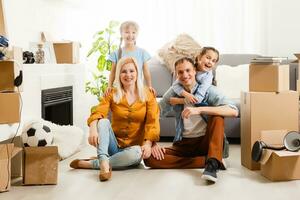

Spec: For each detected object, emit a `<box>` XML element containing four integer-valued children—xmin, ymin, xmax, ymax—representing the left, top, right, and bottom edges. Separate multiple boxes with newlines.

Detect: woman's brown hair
<box><xmin>195</xmin><ymin>47</ymin><xmax>220</xmax><ymax>86</ymax></box>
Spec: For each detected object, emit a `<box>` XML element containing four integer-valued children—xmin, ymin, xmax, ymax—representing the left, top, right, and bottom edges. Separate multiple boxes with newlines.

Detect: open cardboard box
<box><xmin>23</xmin><ymin>146</ymin><xmax>59</xmax><ymax>185</ymax></box>
<box><xmin>259</xmin><ymin>130</ymin><xmax>300</xmax><ymax>181</ymax></box>
<box><xmin>0</xmin><ymin>143</ymin><xmax>22</xmax><ymax>192</ymax></box>
<box><xmin>52</xmin><ymin>41</ymin><xmax>80</xmax><ymax>64</ymax></box>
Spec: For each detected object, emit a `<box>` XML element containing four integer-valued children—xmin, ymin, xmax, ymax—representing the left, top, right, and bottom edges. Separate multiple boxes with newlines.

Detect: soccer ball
<box><xmin>21</xmin><ymin>122</ymin><xmax>54</xmax><ymax>147</ymax></box>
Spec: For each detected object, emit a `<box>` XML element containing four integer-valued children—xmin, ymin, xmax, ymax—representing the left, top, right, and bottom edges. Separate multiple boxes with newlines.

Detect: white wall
<box><xmin>2</xmin><ymin>0</ymin><xmax>300</xmax><ymax>58</ymax></box>
<box><xmin>264</xmin><ymin>0</ymin><xmax>300</xmax><ymax>58</ymax></box>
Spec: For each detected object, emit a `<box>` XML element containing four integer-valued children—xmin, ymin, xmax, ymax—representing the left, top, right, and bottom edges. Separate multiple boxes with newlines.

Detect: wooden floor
<box><xmin>2</xmin><ymin>144</ymin><xmax>300</xmax><ymax>200</ymax></box>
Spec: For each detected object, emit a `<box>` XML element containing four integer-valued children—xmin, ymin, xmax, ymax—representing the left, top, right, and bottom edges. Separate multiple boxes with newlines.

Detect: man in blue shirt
<box><xmin>144</xmin><ymin>57</ymin><xmax>238</xmax><ymax>183</ymax></box>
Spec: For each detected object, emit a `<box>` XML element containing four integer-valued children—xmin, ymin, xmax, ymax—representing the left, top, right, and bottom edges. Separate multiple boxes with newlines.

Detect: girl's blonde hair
<box><xmin>113</xmin><ymin>56</ymin><xmax>147</xmax><ymax>104</ymax></box>
<box><xmin>118</xmin><ymin>21</ymin><xmax>139</xmax><ymax>59</ymax></box>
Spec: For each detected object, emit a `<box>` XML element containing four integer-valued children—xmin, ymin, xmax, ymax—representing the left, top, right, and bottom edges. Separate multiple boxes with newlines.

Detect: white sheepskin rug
<box><xmin>22</xmin><ymin>119</ymin><xmax>87</xmax><ymax>160</ymax></box>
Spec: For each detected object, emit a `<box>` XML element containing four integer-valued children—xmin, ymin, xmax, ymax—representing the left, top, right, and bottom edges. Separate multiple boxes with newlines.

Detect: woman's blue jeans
<box><xmin>91</xmin><ymin>119</ymin><xmax>142</xmax><ymax>169</ymax></box>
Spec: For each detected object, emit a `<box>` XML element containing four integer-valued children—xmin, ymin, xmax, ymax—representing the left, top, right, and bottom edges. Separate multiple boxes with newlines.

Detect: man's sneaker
<box><xmin>201</xmin><ymin>158</ymin><xmax>219</xmax><ymax>183</ymax></box>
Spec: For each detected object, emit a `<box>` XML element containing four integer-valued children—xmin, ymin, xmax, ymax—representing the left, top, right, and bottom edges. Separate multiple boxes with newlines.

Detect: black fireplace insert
<box><xmin>41</xmin><ymin>86</ymin><xmax>73</xmax><ymax>125</ymax></box>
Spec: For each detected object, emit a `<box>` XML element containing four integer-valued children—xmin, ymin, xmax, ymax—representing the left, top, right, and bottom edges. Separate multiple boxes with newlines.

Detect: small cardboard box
<box><xmin>0</xmin><ymin>60</ymin><xmax>14</xmax><ymax>92</ymax></box>
<box><xmin>53</xmin><ymin>41</ymin><xmax>80</xmax><ymax>64</ymax></box>
<box><xmin>23</xmin><ymin>146</ymin><xmax>59</xmax><ymax>185</ymax></box>
<box><xmin>249</xmin><ymin>64</ymin><xmax>289</xmax><ymax>92</ymax></box>
<box><xmin>0</xmin><ymin>143</ymin><xmax>22</xmax><ymax>192</ymax></box>
<box><xmin>0</xmin><ymin>92</ymin><xmax>20</xmax><ymax>124</ymax></box>
<box><xmin>259</xmin><ymin>130</ymin><xmax>300</xmax><ymax>181</ymax></box>
<box><xmin>240</xmin><ymin>91</ymin><xmax>299</xmax><ymax>170</ymax></box>
<box><xmin>0</xmin><ymin>58</ymin><xmax>22</xmax><ymax>92</ymax></box>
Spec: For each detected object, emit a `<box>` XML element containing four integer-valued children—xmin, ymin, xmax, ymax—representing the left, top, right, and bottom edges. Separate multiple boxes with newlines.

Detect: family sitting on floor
<box><xmin>70</xmin><ymin>21</ymin><xmax>238</xmax><ymax>184</ymax></box>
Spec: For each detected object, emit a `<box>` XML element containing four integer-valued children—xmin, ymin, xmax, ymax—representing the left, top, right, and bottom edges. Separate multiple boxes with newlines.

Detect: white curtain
<box><xmin>3</xmin><ymin>0</ymin><xmax>267</xmax><ymax>57</ymax></box>
<box><xmin>10</xmin><ymin>0</ymin><xmax>300</xmax><ymax>57</ymax></box>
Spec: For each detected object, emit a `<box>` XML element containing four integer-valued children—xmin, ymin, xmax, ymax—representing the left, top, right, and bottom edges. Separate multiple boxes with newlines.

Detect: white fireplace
<box><xmin>0</xmin><ymin>63</ymin><xmax>91</xmax><ymax>142</ymax></box>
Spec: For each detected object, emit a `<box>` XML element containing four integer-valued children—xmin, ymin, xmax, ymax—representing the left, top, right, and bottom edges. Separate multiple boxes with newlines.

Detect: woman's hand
<box><xmin>88</xmin><ymin>130</ymin><xmax>99</xmax><ymax>147</ymax></box>
<box><xmin>141</xmin><ymin>143</ymin><xmax>152</xmax><ymax>159</ymax></box>
<box><xmin>151</xmin><ymin>142</ymin><xmax>166</xmax><ymax>160</ymax></box>
<box><xmin>181</xmin><ymin>107</ymin><xmax>201</xmax><ymax>118</ymax></box>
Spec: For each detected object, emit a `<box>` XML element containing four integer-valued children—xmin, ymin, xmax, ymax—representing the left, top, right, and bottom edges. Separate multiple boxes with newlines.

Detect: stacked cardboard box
<box><xmin>0</xmin><ymin>60</ymin><xmax>21</xmax><ymax>124</ymax></box>
<box><xmin>1</xmin><ymin>56</ymin><xmax>59</xmax><ymax>188</ymax></box>
<box><xmin>241</xmin><ymin>63</ymin><xmax>299</xmax><ymax>171</ymax></box>
<box><xmin>0</xmin><ymin>59</ymin><xmax>22</xmax><ymax>192</ymax></box>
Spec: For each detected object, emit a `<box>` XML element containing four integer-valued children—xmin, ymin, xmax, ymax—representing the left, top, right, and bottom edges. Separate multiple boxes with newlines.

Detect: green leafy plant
<box><xmin>85</xmin><ymin>20</ymin><xmax>119</xmax><ymax>101</ymax></box>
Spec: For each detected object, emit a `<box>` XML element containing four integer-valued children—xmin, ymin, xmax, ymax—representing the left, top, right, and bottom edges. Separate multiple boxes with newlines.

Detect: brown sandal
<box><xmin>69</xmin><ymin>156</ymin><xmax>97</xmax><ymax>169</ymax></box>
<box><xmin>99</xmin><ymin>167</ymin><xmax>112</xmax><ymax>182</ymax></box>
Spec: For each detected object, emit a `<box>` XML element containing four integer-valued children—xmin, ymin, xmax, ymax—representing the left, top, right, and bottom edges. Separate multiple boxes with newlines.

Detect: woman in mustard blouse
<box><xmin>70</xmin><ymin>57</ymin><xmax>160</xmax><ymax>181</ymax></box>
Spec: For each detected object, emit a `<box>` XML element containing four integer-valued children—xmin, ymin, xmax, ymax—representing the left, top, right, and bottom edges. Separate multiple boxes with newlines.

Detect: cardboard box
<box><xmin>297</xmin><ymin>80</ymin><xmax>300</xmax><ymax>95</ymax></box>
<box><xmin>23</xmin><ymin>146</ymin><xmax>58</xmax><ymax>185</ymax></box>
<box><xmin>0</xmin><ymin>0</ymin><xmax>7</xmax><ymax>36</ymax></box>
<box><xmin>0</xmin><ymin>143</ymin><xmax>22</xmax><ymax>192</ymax></box>
<box><xmin>0</xmin><ymin>47</ymin><xmax>24</xmax><ymax>92</ymax></box>
<box><xmin>53</xmin><ymin>41</ymin><xmax>80</xmax><ymax>64</ymax></box>
<box><xmin>294</xmin><ymin>53</ymin><xmax>300</xmax><ymax>78</ymax></box>
<box><xmin>249</xmin><ymin>64</ymin><xmax>290</xmax><ymax>92</ymax></box>
<box><xmin>240</xmin><ymin>91</ymin><xmax>299</xmax><ymax>170</ymax></box>
<box><xmin>9</xmin><ymin>136</ymin><xmax>23</xmax><ymax>178</ymax></box>
<box><xmin>0</xmin><ymin>60</ymin><xmax>14</xmax><ymax>92</ymax></box>
<box><xmin>0</xmin><ymin>92</ymin><xmax>20</xmax><ymax>124</ymax></box>
<box><xmin>259</xmin><ymin>130</ymin><xmax>300</xmax><ymax>181</ymax></box>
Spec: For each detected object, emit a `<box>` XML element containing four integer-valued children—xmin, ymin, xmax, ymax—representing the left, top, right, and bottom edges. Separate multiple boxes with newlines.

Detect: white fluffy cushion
<box><xmin>215</xmin><ymin>64</ymin><xmax>249</xmax><ymax>99</ymax></box>
<box><xmin>158</xmin><ymin>34</ymin><xmax>202</xmax><ymax>73</ymax></box>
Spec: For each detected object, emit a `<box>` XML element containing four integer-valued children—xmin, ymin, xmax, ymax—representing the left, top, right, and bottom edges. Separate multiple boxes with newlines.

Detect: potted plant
<box><xmin>85</xmin><ymin>20</ymin><xmax>119</xmax><ymax>101</ymax></box>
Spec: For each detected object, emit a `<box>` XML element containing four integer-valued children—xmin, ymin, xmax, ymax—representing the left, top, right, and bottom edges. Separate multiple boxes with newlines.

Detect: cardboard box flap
<box><xmin>292</xmin><ymin>53</ymin><xmax>300</xmax><ymax>63</ymax></box>
<box><xmin>273</xmin><ymin>150</ymin><xmax>300</xmax><ymax>157</ymax></box>
<box><xmin>261</xmin><ymin>149</ymin><xmax>300</xmax><ymax>165</ymax></box>
<box><xmin>0</xmin><ymin>144</ymin><xmax>21</xmax><ymax>159</ymax></box>
<box><xmin>53</xmin><ymin>40</ymin><xmax>73</xmax><ymax>44</ymax></box>
<box><xmin>260</xmin><ymin>149</ymin><xmax>273</xmax><ymax>165</ymax></box>
<box><xmin>260</xmin><ymin>130</ymin><xmax>300</xmax><ymax>163</ymax></box>
<box><xmin>24</xmin><ymin>146</ymin><xmax>58</xmax><ymax>155</ymax></box>
<box><xmin>261</xmin><ymin>130</ymin><xmax>287</xmax><ymax>145</ymax></box>
<box><xmin>11</xmin><ymin>147</ymin><xmax>22</xmax><ymax>157</ymax></box>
